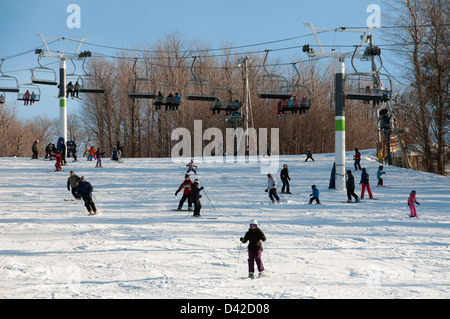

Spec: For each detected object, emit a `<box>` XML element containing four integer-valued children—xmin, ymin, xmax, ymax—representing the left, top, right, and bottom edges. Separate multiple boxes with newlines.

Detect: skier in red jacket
<box><xmin>175</xmin><ymin>174</ymin><xmax>194</xmax><ymax>210</ymax></box>
<box><xmin>54</xmin><ymin>150</ymin><xmax>62</xmax><ymax>171</ymax></box>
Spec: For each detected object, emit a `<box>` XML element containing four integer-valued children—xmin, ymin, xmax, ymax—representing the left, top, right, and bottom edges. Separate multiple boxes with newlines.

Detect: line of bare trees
<box><xmin>384</xmin><ymin>0</ymin><xmax>449</xmax><ymax>175</ymax></box>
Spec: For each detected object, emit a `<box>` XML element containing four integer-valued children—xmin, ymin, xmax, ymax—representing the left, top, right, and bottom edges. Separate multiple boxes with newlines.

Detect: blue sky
<box><xmin>0</xmin><ymin>0</ymin><xmax>388</xmax><ymax>120</ymax></box>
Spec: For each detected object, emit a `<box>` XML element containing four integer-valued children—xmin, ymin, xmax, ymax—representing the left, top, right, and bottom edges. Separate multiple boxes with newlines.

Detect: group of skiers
<box><xmin>175</xmin><ymin>161</ymin><xmax>203</xmax><ymax>217</ymax></box>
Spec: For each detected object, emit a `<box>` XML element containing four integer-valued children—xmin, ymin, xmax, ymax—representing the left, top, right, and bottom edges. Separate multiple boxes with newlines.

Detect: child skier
<box><xmin>265</xmin><ymin>174</ymin><xmax>280</xmax><ymax>204</ymax></box>
<box><xmin>360</xmin><ymin>168</ymin><xmax>373</xmax><ymax>199</ymax></box>
<box><xmin>240</xmin><ymin>219</ymin><xmax>266</xmax><ymax>279</ymax></box>
<box><xmin>305</xmin><ymin>149</ymin><xmax>314</xmax><ymax>162</ymax></box>
<box><xmin>186</xmin><ymin>160</ymin><xmax>197</xmax><ymax>174</ymax></box>
<box><xmin>95</xmin><ymin>148</ymin><xmax>105</xmax><ymax>168</ymax></box>
<box><xmin>408</xmin><ymin>190</ymin><xmax>420</xmax><ymax>218</ymax></box>
<box><xmin>309</xmin><ymin>185</ymin><xmax>320</xmax><ymax>204</ymax></box>
<box><xmin>175</xmin><ymin>174</ymin><xmax>194</xmax><ymax>211</ymax></box>
<box><xmin>377</xmin><ymin>165</ymin><xmax>385</xmax><ymax>186</ymax></box>
<box><xmin>54</xmin><ymin>150</ymin><xmax>62</xmax><ymax>171</ymax></box>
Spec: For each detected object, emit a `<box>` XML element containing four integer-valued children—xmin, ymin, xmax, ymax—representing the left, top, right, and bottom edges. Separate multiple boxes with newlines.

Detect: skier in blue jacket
<box><xmin>309</xmin><ymin>185</ymin><xmax>320</xmax><ymax>204</ymax></box>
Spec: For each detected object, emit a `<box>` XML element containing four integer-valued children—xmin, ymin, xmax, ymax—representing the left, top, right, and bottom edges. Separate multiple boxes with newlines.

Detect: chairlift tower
<box><xmin>303</xmin><ymin>23</ymin><xmax>374</xmax><ymax>192</ymax></box>
<box><xmin>35</xmin><ymin>34</ymin><xmax>88</xmax><ymax>155</ymax></box>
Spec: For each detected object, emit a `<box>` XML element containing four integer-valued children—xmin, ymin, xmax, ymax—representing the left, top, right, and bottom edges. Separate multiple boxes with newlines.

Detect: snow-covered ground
<box><xmin>0</xmin><ymin>150</ymin><xmax>449</xmax><ymax>299</ymax></box>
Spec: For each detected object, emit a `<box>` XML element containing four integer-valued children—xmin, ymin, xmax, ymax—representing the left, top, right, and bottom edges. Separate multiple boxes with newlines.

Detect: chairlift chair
<box><xmin>75</xmin><ymin>58</ymin><xmax>105</xmax><ymax>94</ymax></box>
<box><xmin>344</xmin><ymin>72</ymin><xmax>392</xmax><ymax>102</ymax></box>
<box><xmin>184</xmin><ymin>56</ymin><xmax>216</xmax><ymax>102</ymax></box>
<box><xmin>0</xmin><ymin>60</ymin><xmax>19</xmax><ymax>93</ymax></box>
<box><xmin>128</xmin><ymin>77</ymin><xmax>156</xmax><ymax>99</ymax></box>
<box><xmin>127</xmin><ymin>59</ymin><xmax>156</xmax><ymax>99</ymax></box>
<box><xmin>211</xmin><ymin>86</ymin><xmax>241</xmax><ymax>115</ymax></box>
<box><xmin>31</xmin><ymin>56</ymin><xmax>58</xmax><ymax>85</ymax></box>
<box><xmin>256</xmin><ymin>50</ymin><xmax>292</xmax><ymax>100</ymax></box>
<box><xmin>17</xmin><ymin>83</ymin><xmax>41</xmax><ymax>103</ymax></box>
<box><xmin>277</xmin><ymin>63</ymin><xmax>311</xmax><ymax>115</ymax></box>
<box><xmin>77</xmin><ymin>74</ymin><xmax>105</xmax><ymax>94</ymax></box>
<box><xmin>0</xmin><ymin>75</ymin><xmax>19</xmax><ymax>93</ymax></box>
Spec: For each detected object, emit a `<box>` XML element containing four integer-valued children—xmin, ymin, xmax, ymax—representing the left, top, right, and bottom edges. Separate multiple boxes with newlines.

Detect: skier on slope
<box><xmin>175</xmin><ymin>174</ymin><xmax>194</xmax><ymax>211</ymax></box>
<box><xmin>189</xmin><ymin>179</ymin><xmax>203</xmax><ymax>217</ymax></box>
<box><xmin>280</xmin><ymin>164</ymin><xmax>291</xmax><ymax>194</ymax></box>
<box><xmin>346</xmin><ymin>170</ymin><xmax>359</xmax><ymax>203</ymax></box>
<box><xmin>305</xmin><ymin>148</ymin><xmax>314</xmax><ymax>162</ymax></box>
<box><xmin>186</xmin><ymin>160</ymin><xmax>197</xmax><ymax>174</ymax></box>
<box><xmin>353</xmin><ymin>147</ymin><xmax>361</xmax><ymax>171</ymax></box>
<box><xmin>309</xmin><ymin>185</ymin><xmax>320</xmax><ymax>204</ymax></box>
<box><xmin>240</xmin><ymin>219</ymin><xmax>266</xmax><ymax>279</ymax></box>
<box><xmin>67</xmin><ymin>170</ymin><xmax>81</xmax><ymax>200</ymax></box>
<box><xmin>408</xmin><ymin>190</ymin><xmax>420</xmax><ymax>218</ymax></box>
<box><xmin>54</xmin><ymin>150</ymin><xmax>62</xmax><ymax>171</ymax></box>
<box><xmin>77</xmin><ymin>176</ymin><xmax>98</xmax><ymax>216</ymax></box>
<box><xmin>359</xmin><ymin>168</ymin><xmax>373</xmax><ymax>199</ymax></box>
<box><xmin>265</xmin><ymin>174</ymin><xmax>280</xmax><ymax>204</ymax></box>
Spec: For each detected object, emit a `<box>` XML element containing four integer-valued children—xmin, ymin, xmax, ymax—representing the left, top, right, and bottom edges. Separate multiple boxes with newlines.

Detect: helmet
<box><xmin>194</xmin><ymin>179</ymin><xmax>199</xmax><ymax>184</ymax></box>
<box><xmin>185</xmin><ymin>174</ymin><xmax>190</xmax><ymax>178</ymax></box>
<box><xmin>249</xmin><ymin>219</ymin><xmax>257</xmax><ymax>226</ymax></box>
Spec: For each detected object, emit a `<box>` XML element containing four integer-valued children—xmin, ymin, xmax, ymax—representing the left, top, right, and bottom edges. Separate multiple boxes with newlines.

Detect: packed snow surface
<box><xmin>0</xmin><ymin>150</ymin><xmax>449</xmax><ymax>299</ymax></box>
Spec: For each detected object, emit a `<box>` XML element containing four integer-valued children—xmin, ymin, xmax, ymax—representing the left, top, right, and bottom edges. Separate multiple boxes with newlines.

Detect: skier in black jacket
<box><xmin>346</xmin><ymin>170</ymin><xmax>359</xmax><ymax>203</ymax></box>
<box><xmin>280</xmin><ymin>164</ymin><xmax>291</xmax><ymax>194</ymax></box>
<box><xmin>190</xmin><ymin>179</ymin><xmax>203</xmax><ymax>217</ymax></box>
<box><xmin>240</xmin><ymin>219</ymin><xmax>266</xmax><ymax>279</ymax></box>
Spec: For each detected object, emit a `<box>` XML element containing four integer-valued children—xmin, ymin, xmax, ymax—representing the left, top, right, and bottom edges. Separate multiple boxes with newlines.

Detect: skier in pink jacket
<box><xmin>408</xmin><ymin>190</ymin><xmax>420</xmax><ymax>218</ymax></box>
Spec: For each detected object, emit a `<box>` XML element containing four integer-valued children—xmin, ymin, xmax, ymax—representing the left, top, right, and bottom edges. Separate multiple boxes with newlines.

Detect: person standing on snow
<box><xmin>54</xmin><ymin>150</ymin><xmax>62</xmax><ymax>171</ymax></box>
<box><xmin>309</xmin><ymin>185</ymin><xmax>320</xmax><ymax>204</ymax></box>
<box><xmin>175</xmin><ymin>174</ymin><xmax>194</xmax><ymax>211</ymax></box>
<box><xmin>31</xmin><ymin>139</ymin><xmax>39</xmax><ymax>159</ymax></box>
<box><xmin>67</xmin><ymin>170</ymin><xmax>81</xmax><ymax>200</ymax></box>
<box><xmin>240</xmin><ymin>219</ymin><xmax>266</xmax><ymax>279</ymax></box>
<box><xmin>346</xmin><ymin>170</ymin><xmax>359</xmax><ymax>203</ymax></box>
<box><xmin>77</xmin><ymin>176</ymin><xmax>98</xmax><ymax>216</ymax></box>
<box><xmin>305</xmin><ymin>149</ymin><xmax>314</xmax><ymax>162</ymax></box>
<box><xmin>377</xmin><ymin>165</ymin><xmax>385</xmax><ymax>187</ymax></box>
<box><xmin>360</xmin><ymin>168</ymin><xmax>373</xmax><ymax>199</ymax></box>
<box><xmin>265</xmin><ymin>174</ymin><xmax>280</xmax><ymax>204</ymax></box>
<box><xmin>408</xmin><ymin>190</ymin><xmax>420</xmax><ymax>218</ymax></box>
<box><xmin>95</xmin><ymin>148</ymin><xmax>105</xmax><ymax>168</ymax></box>
<box><xmin>280</xmin><ymin>164</ymin><xmax>291</xmax><ymax>194</ymax></box>
<box><xmin>353</xmin><ymin>147</ymin><xmax>361</xmax><ymax>171</ymax></box>
<box><xmin>189</xmin><ymin>179</ymin><xmax>203</xmax><ymax>217</ymax></box>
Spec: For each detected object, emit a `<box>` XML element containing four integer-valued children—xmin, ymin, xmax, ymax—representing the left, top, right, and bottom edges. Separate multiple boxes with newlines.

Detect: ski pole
<box><xmin>202</xmin><ymin>189</ymin><xmax>216</xmax><ymax>210</ymax></box>
<box><xmin>278</xmin><ymin>191</ymin><xmax>287</xmax><ymax>203</ymax></box>
<box><xmin>235</xmin><ymin>242</ymin><xmax>242</xmax><ymax>273</ymax></box>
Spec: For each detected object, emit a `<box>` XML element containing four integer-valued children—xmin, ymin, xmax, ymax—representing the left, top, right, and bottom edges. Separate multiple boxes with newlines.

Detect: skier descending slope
<box><xmin>240</xmin><ymin>219</ymin><xmax>266</xmax><ymax>279</ymax></box>
<box><xmin>175</xmin><ymin>174</ymin><xmax>193</xmax><ymax>211</ymax></box>
<box><xmin>189</xmin><ymin>179</ymin><xmax>203</xmax><ymax>217</ymax></box>
<box><xmin>77</xmin><ymin>176</ymin><xmax>98</xmax><ymax>216</ymax></box>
